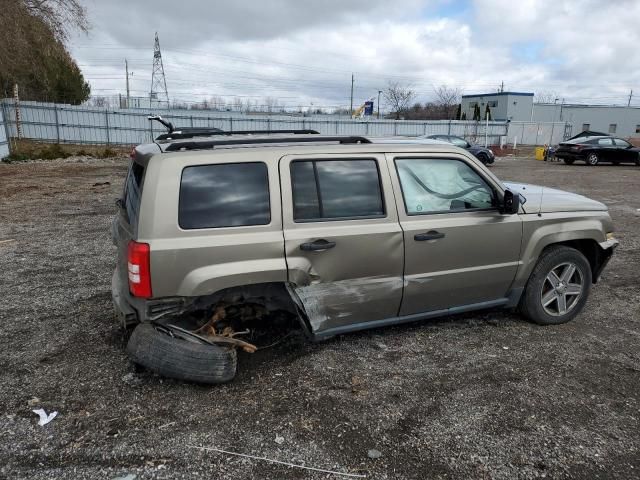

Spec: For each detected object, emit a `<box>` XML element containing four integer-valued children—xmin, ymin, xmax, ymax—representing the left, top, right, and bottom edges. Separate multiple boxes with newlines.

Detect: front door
<box><xmin>280</xmin><ymin>154</ymin><xmax>404</xmax><ymax>336</ymax></box>
<box><xmin>387</xmin><ymin>154</ymin><xmax>523</xmax><ymax>315</ymax></box>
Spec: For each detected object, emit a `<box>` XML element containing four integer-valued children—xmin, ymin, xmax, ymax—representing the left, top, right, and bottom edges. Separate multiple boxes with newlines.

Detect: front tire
<box><xmin>586</xmin><ymin>153</ymin><xmax>599</xmax><ymax>166</ymax></box>
<box><xmin>477</xmin><ymin>153</ymin><xmax>489</xmax><ymax>165</ymax></box>
<box><xmin>520</xmin><ymin>246</ymin><xmax>592</xmax><ymax>325</ymax></box>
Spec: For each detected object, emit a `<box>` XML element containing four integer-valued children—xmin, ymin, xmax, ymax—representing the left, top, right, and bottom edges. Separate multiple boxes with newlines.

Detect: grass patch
<box><xmin>3</xmin><ymin>139</ymin><xmax>131</xmax><ymax>162</ymax></box>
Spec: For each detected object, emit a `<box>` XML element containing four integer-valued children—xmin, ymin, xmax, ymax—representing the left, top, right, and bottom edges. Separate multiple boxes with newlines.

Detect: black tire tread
<box><xmin>520</xmin><ymin>246</ymin><xmax>592</xmax><ymax>326</ymax></box>
<box><xmin>127</xmin><ymin>322</ymin><xmax>237</xmax><ymax>384</ymax></box>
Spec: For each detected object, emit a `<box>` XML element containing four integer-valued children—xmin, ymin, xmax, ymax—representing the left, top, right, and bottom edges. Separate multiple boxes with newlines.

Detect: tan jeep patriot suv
<box><xmin>112</xmin><ymin>128</ymin><xmax>618</xmax><ymax>383</ymax></box>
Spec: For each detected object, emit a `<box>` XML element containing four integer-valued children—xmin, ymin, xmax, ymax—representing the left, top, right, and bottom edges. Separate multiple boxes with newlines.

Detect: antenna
<box><xmin>150</xmin><ymin>32</ymin><xmax>169</xmax><ymax>109</ymax></box>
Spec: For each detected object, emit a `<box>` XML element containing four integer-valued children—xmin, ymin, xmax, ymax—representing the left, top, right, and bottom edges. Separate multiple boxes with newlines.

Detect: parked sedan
<box><xmin>426</xmin><ymin>135</ymin><xmax>495</xmax><ymax>165</ymax></box>
<box><xmin>554</xmin><ymin>136</ymin><xmax>640</xmax><ymax>166</ymax></box>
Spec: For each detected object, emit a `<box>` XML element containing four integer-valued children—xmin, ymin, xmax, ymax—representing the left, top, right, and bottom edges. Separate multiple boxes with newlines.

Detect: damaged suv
<box><xmin>112</xmin><ymin>129</ymin><xmax>618</xmax><ymax>383</ymax></box>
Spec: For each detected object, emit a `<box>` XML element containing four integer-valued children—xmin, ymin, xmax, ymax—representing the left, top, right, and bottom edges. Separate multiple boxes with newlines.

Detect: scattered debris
<box><xmin>122</xmin><ymin>372</ymin><xmax>143</xmax><ymax>386</ymax></box>
<box><xmin>275</xmin><ymin>435</ymin><xmax>285</xmax><ymax>445</ymax></box>
<box><xmin>158</xmin><ymin>421</ymin><xmax>176</xmax><ymax>430</ymax></box>
<box><xmin>112</xmin><ymin>474</ymin><xmax>136</xmax><ymax>480</ymax></box>
<box><xmin>92</xmin><ymin>181</ymin><xmax>111</xmax><ymax>187</ymax></box>
<box><xmin>27</xmin><ymin>397</ymin><xmax>40</xmax><ymax>407</ymax></box>
<box><xmin>189</xmin><ymin>445</ymin><xmax>366</xmax><ymax>478</ymax></box>
<box><xmin>33</xmin><ymin>408</ymin><xmax>58</xmax><ymax>426</ymax></box>
<box><xmin>503</xmin><ymin>346</ymin><xmax>510</xmax><ymax>350</ymax></box>
<box><xmin>0</xmin><ymin>239</ymin><xmax>16</xmax><ymax>246</ymax></box>
<box><xmin>367</xmin><ymin>449</ymin><xmax>382</xmax><ymax>459</ymax></box>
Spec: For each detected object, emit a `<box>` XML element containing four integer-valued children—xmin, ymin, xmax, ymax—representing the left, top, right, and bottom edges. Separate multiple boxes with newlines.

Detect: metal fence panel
<box><xmin>0</xmin><ymin>105</ymin><xmax>9</xmax><ymax>159</ymax></box>
<box><xmin>1</xmin><ymin>99</ymin><xmax>568</xmax><ymax>148</ymax></box>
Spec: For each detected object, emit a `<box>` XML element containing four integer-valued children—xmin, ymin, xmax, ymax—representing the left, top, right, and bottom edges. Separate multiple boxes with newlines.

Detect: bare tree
<box><xmin>22</xmin><ymin>0</ymin><xmax>89</xmax><ymax>42</ymax></box>
<box><xmin>534</xmin><ymin>91</ymin><xmax>558</xmax><ymax>104</ymax></box>
<box><xmin>383</xmin><ymin>81</ymin><xmax>415</xmax><ymax>120</ymax></box>
<box><xmin>434</xmin><ymin>85</ymin><xmax>463</xmax><ymax>119</ymax></box>
<box><xmin>263</xmin><ymin>96</ymin><xmax>281</xmax><ymax>113</ymax></box>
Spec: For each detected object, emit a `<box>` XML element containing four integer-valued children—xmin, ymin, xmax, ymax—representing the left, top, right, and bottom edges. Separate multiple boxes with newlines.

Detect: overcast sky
<box><xmin>70</xmin><ymin>0</ymin><xmax>640</xmax><ymax>110</ymax></box>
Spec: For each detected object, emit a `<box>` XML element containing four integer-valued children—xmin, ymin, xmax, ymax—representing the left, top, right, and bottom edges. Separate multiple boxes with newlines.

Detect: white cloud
<box><xmin>71</xmin><ymin>0</ymin><xmax>640</xmax><ymax>109</ymax></box>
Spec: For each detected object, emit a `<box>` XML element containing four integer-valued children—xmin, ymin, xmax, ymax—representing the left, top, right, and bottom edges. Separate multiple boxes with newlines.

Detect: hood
<box><xmin>503</xmin><ymin>182</ymin><xmax>607</xmax><ymax>214</ymax></box>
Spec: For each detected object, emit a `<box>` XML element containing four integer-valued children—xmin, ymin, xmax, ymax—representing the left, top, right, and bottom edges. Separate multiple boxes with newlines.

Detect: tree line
<box><xmin>0</xmin><ymin>0</ymin><xmax>90</xmax><ymax>104</ymax></box>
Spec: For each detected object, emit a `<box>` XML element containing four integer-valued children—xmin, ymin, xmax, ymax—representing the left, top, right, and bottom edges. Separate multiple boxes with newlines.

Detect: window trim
<box><xmin>290</xmin><ymin>158</ymin><xmax>387</xmax><ymax>223</ymax></box>
<box><xmin>393</xmin><ymin>157</ymin><xmax>499</xmax><ymax>217</ymax></box>
<box><xmin>178</xmin><ymin>161</ymin><xmax>271</xmax><ymax>230</ymax></box>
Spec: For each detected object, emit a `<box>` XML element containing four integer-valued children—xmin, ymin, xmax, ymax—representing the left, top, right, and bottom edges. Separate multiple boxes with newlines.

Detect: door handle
<box><xmin>300</xmin><ymin>239</ymin><xmax>336</xmax><ymax>251</ymax></box>
<box><xmin>414</xmin><ymin>231</ymin><xmax>445</xmax><ymax>241</ymax></box>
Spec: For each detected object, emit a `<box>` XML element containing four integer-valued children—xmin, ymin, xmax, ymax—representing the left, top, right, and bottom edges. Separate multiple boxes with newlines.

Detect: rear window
<box><xmin>124</xmin><ymin>161</ymin><xmax>145</xmax><ymax>225</ymax></box>
<box><xmin>179</xmin><ymin>162</ymin><xmax>270</xmax><ymax>229</ymax></box>
<box><xmin>291</xmin><ymin>159</ymin><xmax>385</xmax><ymax>221</ymax></box>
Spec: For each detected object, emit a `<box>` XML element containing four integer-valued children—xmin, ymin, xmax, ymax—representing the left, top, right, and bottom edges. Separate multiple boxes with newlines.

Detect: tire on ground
<box><xmin>126</xmin><ymin>322</ymin><xmax>237</xmax><ymax>384</ymax></box>
<box><xmin>519</xmin><ymin>245</ymin><xmax>592</xmax><ymax>326</ymax></box>
<box><xmin>563</xmin><ymin>158</ymin><xmax>575</xmax><ymax>165</ymax></box>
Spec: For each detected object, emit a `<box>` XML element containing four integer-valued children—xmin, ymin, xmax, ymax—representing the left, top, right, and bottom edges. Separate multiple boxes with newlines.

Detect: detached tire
<box><xmin>519</xmin><ymin>246</ymin><xmax>592</xmax><ymax>326</ymax></box>
<box><xmin>127</xmin><ymin>322</ymin><xmax>237</xmax><ymax>384</ymax></box>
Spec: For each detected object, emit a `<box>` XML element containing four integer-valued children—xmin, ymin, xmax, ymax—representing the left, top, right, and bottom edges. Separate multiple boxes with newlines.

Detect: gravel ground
<box><xmin>0</xmin><ymin>155</ymin><xmax>638</xmax><ymax>479</ymax></box>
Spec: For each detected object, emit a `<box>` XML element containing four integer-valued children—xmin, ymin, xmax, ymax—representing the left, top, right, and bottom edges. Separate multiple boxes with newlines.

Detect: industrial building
<box><xmin>462</xmin><ymin>91</ymin><xmax>640</xmax><ymax>139</ymax></box>
<box><xmin>461</xmin><ymin>92</ymin><xmax>535</xmax><ymax>122</ymax></box>
<box><xmin>531</xmin><ymin>103</ymin><xmax>640</xmax><ymax>138</ymax></box>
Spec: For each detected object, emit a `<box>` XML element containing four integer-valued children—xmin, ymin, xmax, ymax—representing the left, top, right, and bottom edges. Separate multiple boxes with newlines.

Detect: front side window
<box><xmin>291</xmin><ymin>159</ymin><xmax>384</xmax><ymax>221</ymax></box>
<box><xmin>395</xmin><ymin>158</ymin><xmax>495</xmax><ymax>215</ymax></box>
<box><xmin>614</xmin><ymin>138</ymin><xmax>631</xmax><ymax>148</ymax></box>
<box><xmin>179</xmin><ymin>162</ymin><xmax>270</xmax><ymax>229</ymax></box>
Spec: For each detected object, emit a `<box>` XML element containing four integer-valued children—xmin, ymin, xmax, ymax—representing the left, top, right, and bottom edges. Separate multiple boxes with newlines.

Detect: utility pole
<box><xmin>499</xmin><ymin>81</ymin><xmax>504</xmax><ymax>93</ymax></box>
<box><xmin>150</xmin><ymin>32</ymin><xmax>169</xmax><ymax>109</ymax></box>
<box><xmin>350</xmin><ymin>74</ymin><xmax>354</xmax><ymax>117</ymax></box>
<box><xmin>125</xmin><ymin>59</ymin><xmax>131</xmax><ymax>109</ymax></box>
<box><xmin>377</xmin><ymin>90</ymin><xmax>382</xmax><ymax>118</ymax></box>
<box><xmin>13</xmin><ymin>83</ymin><xmax>22</xmax><ymax>139</ymax></box>
<box><xmin>628</xmin><ymin>89</ymin><xmax>633</xmax><ymax>107</ymax></box>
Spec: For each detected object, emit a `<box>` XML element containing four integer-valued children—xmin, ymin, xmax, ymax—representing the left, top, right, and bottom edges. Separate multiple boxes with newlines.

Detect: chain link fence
<box><xmin>0</xmin><ymin>99</ymin><xmax>570</xmax><ymax>154</ymax></box>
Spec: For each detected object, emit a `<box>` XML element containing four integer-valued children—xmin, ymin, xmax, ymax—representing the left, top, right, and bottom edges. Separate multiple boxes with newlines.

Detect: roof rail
<box><xmin>164</xmin><ymin>135</ymin><xmax>371</xmax><ymax>152</ymax></box>
<box><xmin>156</xmin><ymin>128</ymin><xmax>320</xmax><ymax>141</ymax></box>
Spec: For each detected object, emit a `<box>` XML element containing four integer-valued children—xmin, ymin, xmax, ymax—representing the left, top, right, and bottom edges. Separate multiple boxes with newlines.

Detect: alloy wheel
<box><xmin>540</xmin><ymin>262</ymin><xmax>584</xmax><ymax>316</ymax></box>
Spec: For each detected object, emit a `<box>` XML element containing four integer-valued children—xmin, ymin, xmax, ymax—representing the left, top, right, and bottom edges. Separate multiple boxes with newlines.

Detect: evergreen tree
<box><xmin>0</xmin><ymin>0</ymin><xmax>90</xmax><ymax>104</ymax></box>
<box><xmin>473</xmin><ymin>104</ymin><xmax>481</xmax><ymax>121</ymax></box>
<box><xmin>484</xmin><ymin>104</ymin><xmax>492</xmax><ymax>121</ymax></box>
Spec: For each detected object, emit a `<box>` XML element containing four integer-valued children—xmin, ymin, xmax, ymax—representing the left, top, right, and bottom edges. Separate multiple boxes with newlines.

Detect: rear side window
<box><xmin>179</xmin><ymin>162</ymin><xmax>270</xmax><ymax>229</ymax></box>
<box><xmin>597</xmin><ymin>138</ymin><xmax>613</xmax><ymax>146</ymax></box>
<box><xmin>124</xmin><ymin>161</ymin><xmax>145</xmax><ymax>225</ymax></box>
<box><xmin>291</xmin><ymin>159</ymin><xmax>384</xmax><ymax>221</ymax></box>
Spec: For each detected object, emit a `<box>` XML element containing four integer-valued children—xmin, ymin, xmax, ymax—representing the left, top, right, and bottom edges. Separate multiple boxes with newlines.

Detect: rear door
<box><xmin>280</xmin><ymin>153</ymin><xmax>404</xmax><ymax>336</ymax></box>
<box><xmin>595</xmin><ymin>137</ymin><xmax>616</xmax><ymax>161</ymax></box>
<box><xmin>387</xmin><ymin>153</ymin><xmax>522</xmax><ymax>315</ymax></box>
<box><xmin>113</xmin><ymin>159</ymin><xmax>145</xmax><ymax>294</ymax></box>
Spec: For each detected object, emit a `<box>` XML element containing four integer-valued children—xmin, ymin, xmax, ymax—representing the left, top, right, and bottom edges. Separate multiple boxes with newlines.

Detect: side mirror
<box><xmin>502</xmin><ymin>189</ymin><xmax>520</xmax><ymax>214</ymax></box>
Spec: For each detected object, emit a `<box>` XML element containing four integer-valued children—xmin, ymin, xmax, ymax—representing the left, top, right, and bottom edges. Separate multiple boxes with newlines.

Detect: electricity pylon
<box><xmin>150</xmin><ymin>32</ymin><xmax>169</xmax><ymax>108</ymax></box>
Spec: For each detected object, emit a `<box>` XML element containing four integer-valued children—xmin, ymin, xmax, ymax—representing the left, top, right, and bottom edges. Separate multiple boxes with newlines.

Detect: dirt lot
<box><xmin>0</xmin><ymin>155</ymin><xmax>638</xmax><ymax>479</ymax></box>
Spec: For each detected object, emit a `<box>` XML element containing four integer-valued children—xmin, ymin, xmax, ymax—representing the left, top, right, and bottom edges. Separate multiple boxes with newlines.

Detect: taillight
<box><xmin>572</xmin><ymin>144</ymin><xmax>585</xmax><ymax>151</ymax></box>
<box><xmin>130</xmin><ymin>147</ymin><xmax>137</xmax><ymax>161</ymax></box>
<box><xmin>127</xmin><ymin>241</ymin><xmax>152</xmax><ymax>298</ymax></box>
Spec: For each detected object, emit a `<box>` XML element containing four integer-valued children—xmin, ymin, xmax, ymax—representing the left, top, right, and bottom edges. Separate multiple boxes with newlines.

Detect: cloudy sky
<box><xmin>70</xmin><ymin>0</ymin><xmax>640</xmax><ymax>110</ymax></box>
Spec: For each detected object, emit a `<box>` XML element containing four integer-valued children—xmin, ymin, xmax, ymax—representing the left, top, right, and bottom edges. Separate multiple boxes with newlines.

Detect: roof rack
<box><xmin>164</xmin><ymin>135</ymin><xmax>371</xmax><ymax>152</ymax></box>
<box><xmin>156</xmin><ymin>128</ymin><xmax>320</xmax><ymax>141</ymax></box>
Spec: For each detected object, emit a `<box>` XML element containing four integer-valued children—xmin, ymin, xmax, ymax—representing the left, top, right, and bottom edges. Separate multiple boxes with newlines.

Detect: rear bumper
<box><xmin>554</xmin><ymin>151</ymin><xmax>584</xmax><ymax>160</ymax></box>
<box><xmin>112</xmin><ymin>269</ymin><xmax>141</xmax><ymax>328</ymax></box>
